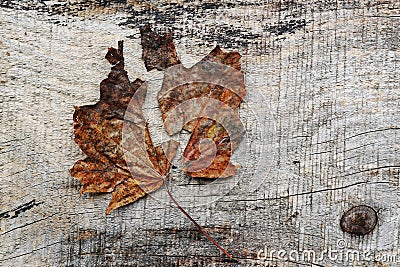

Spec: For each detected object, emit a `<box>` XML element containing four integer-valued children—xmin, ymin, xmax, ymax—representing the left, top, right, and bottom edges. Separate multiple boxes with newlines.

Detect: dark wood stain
<box><xmin>0</xmin><ymin>199</ymin><xmax>42</xmax><ymax>219</ymax></box>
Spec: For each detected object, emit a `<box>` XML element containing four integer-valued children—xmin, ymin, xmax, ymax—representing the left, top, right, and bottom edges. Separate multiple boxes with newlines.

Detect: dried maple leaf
<box><xmin>70</xmin><ymin>41</ymin><xmax>178</xmax><ymax>214</ymax></box>
<box><xmin>140</xmin><ymin>24</ymin><xmax>181</xmax><ymax>71</ymax></box>
<box><xmin>157</xmin><ymin>46</ymin><xmax>246</xmax><ymax>178</ymax></box>
<box><xmin>71</xmin><ymin>39</ymin><xmax>234</xmax><ymax>259</ymax></box>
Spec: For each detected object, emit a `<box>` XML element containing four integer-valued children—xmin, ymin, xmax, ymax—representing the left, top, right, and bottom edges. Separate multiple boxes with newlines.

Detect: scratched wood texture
<box><xmin>1</xmin><ymin>0</ymin><xmax>399</xmax><ymax>266</ymax></box>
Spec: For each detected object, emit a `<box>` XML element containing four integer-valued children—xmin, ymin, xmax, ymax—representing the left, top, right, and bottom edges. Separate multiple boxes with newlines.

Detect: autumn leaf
<box><xmin>157</xmin><ymin>46</ymin><xmax>246</xmax><ymax>178</ymax></box>
<box><xmin>70</xmin><ymin>41</ymin><xmax>178</xmax><ymax>214</ymax></box>
<box><xmin>71</xmin><ymin>37</ymin><xmax>238</xmax><ymax>259</ymax></box>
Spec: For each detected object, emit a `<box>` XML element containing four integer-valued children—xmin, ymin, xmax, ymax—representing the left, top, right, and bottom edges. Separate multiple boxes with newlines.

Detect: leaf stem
<box><xmin>163</xmin><ymin>176</ymin><xmax>233</xmax><ymax>259</ymax></box>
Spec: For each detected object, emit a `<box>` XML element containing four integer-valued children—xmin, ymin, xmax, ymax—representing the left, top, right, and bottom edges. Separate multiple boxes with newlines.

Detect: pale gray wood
<box><xmin>0</xmin><ymin>1</ymin><xmax>399</xmax><ymax>266</ymax></box>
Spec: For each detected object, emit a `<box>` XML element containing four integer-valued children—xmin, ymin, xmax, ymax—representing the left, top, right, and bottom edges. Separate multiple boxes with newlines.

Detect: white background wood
<box><xmin>0</xmin><ymin>1</ymin><xmax>399</xmax><ymax>266</ymax></box>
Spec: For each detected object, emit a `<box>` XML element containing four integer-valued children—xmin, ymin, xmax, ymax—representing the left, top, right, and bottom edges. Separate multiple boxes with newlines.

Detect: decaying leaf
<box><xmin>157</xmin><ymin>46</ymin><xmax>246</xmax><ymax>178</ymax></box>
<box><xmin>71</xmin><ymin>36</ymin><xmax>240</xmax><ymax>259</ymax></box>
<box><xmin>140</xmin><ymin>24</ymin><xmax>181</xmax><ymax>71</ymax></box>
<box><xmin>70</xmin><ymin>41</ymin><xmax>178</xmax><ymax>214</ymax></box>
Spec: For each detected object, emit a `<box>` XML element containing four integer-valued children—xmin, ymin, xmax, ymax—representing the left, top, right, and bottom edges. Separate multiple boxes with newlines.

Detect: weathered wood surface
<box><xmin>0</xmin><ymin>1</ymin><xmax>399</xmax><ymax>266</ymax></box>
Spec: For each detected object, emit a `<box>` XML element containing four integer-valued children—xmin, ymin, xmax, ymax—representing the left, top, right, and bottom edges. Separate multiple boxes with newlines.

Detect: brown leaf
<box><xmin>121</xmin><ymin>83</ymin><xmax>179</xmax><ymax>193</ymax></box>
<box><xmin>70</xmin><ymin>41</ymin><xmax>178</xmax><ymax>214</ymax></box>
<box><xmin>70</xmin><ymin>158</ymin><xmax>131</xmax><ymax>193</ymax></box>
<box><xmin>157</xmin><ymin>46</ymin><xmax>246</xmax><ymax>178</ymax></box>
<box><xmin>140</xmin><ymin>24</ymin><xmax>181</xmax><ymax>71</ymax></box>
<box><xmin>71</xmin><ymin>40</ymin><xmax>234</xmax><ymax>258</ymax></box>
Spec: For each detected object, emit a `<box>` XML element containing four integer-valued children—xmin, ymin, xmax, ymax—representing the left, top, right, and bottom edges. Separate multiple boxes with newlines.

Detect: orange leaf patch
<box><xmin>157</xmin><ymin>46</ymin><xmax>246</xmax><ymax>178</ymax></box>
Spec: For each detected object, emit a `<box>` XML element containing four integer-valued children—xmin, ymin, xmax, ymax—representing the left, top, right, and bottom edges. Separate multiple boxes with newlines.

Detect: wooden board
<box><xmin>0</xmin><ymin>1</ymin><xmax>399</xmax><ymax>266</ymax></box>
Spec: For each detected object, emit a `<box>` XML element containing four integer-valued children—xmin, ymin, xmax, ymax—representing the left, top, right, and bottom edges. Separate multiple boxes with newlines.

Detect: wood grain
<box><xmin>0</xmin><ymin>1</ymin><xmax>399</xmax><ymax>266</ymax></box>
